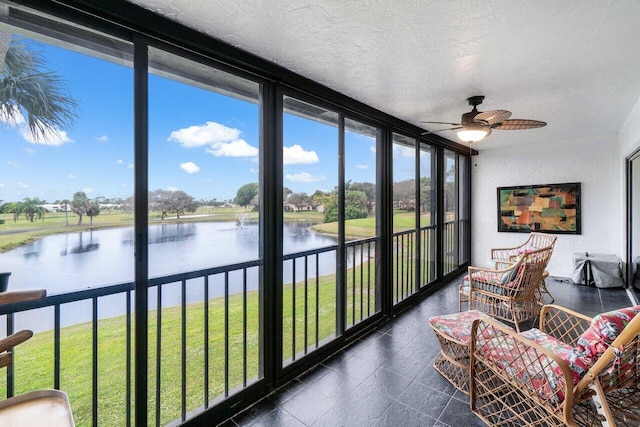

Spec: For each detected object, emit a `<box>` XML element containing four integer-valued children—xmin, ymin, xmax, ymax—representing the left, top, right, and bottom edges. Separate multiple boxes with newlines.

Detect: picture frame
<box><xmin>497</xmin><ymin>182</ymin><xmax>581</xmax><ymax>234</ymax></box>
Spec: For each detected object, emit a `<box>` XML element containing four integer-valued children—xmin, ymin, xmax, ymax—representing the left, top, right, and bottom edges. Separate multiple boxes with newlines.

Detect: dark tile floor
<box><xmin>223</xmin><ymin>277</ymin><xmax>638</xmax><ymax>427</ymax></box>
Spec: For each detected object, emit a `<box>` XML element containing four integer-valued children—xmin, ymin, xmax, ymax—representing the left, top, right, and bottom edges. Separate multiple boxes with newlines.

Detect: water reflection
<box><xmin>0</xmin><ymin>221</ymin><xmax>344</xmax><ymax>333</ymax></box>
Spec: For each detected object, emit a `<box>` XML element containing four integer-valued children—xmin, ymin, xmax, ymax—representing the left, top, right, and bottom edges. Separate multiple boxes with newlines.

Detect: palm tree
<box><xmin>71</xmin><ymin>191</ymin><xmax>90</xmax><ymax>226</ymax></box>
<box><xmin>20</xmin><ymin>198</ymin><xmax>45</xmax><ymax>222</ymax></box>
<box><xmin>0</xmin><ymin>32</ymin><xmax>77</xmax><ymax>142</ymax></box>
<box><xmin>59</xmin><ymin>199</ymin><xmax>71</xmax><ymax>226</ymax></box>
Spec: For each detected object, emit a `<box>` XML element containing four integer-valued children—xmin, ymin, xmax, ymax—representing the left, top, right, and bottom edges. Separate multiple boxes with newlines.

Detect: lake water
<box><xmin>0</xmin><ymin>221</ymin><xmax>341</xmax><ymax>332</ymax></box>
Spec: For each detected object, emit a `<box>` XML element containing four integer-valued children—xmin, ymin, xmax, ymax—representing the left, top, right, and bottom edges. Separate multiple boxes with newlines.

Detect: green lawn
<box><xmin>1</xmin><ymin>257</ymin><xmax>378</xmax><ymax>426</ymax></box>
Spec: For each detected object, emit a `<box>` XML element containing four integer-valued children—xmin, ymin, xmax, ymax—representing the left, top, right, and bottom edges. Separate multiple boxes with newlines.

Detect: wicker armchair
<box><xmin>461</xmin><ymin>245</ymin><xmax>553</xmax><ymax>332</ymax></box>
<box><xmin>491</xmin><ymin>232</ymin><xmax>558</xmax><ymax>304</ymax></box>
<box><xmin>470</xmin><ymin>304</ymin><xmax>640</xmax><ymax>427</ymax></box>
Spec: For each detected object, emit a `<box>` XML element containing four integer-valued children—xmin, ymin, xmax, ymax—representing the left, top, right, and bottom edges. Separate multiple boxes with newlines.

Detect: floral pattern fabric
<box><xmin>477</xmin><ymin>306</ymin><xmax>640</xmax><ymax>403</ymax></box>
<box><xmin>428</xmin><ymin>310</ymin><xmax>491</xmax><ymax>344</ymax></box>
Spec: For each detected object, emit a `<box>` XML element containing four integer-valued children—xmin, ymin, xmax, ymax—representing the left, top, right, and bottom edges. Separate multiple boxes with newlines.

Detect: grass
<box><xmin>0</xmin><ymin>256</ymin><xmax>378</xmax><ymax>427</ymax></box>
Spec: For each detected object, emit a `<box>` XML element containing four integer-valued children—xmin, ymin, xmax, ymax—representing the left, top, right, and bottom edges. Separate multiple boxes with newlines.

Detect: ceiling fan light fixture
<box><xmin>456</xmin><ymin>123</ymin><xmax>490</xmax><ymax>143</ymax></box>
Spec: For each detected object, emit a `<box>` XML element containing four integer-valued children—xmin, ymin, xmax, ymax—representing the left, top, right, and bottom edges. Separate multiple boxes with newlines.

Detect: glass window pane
<box><xmin>419</xmin><ymin>145</ymin><xmax>436</xmax><ymax>285</ymax></box>
<box><xmin>392</xmin><ymin>134</ymin><xmax>417</xmax><ymax>303</ymax></box>
<box><xmin>444</xmin><ymin>150</ymin><xmax>458</xmax><ymax>274</ymax></box>
<box><xmin>282</xmin><ymin>96</ymin><xmax>338</xmax><ymax>364</ymax></box>
<box><xmin>345</xmin><ymin>118</ymin><xmax>380</xmax><ymax>327</ymax></box>
<box><xmin>148</xmin><ymin>47</ymin><xmax>262</xmax><ymax>424</ymax></box>
<box><xmin>0</xmin><ymin>27</ymin><xmax>133</xmax><ymax>426</ymax></box>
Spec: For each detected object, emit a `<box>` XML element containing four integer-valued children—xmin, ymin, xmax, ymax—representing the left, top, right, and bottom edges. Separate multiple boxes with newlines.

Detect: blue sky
<box><xmin>0</xmin><ymin>35</ymin><xmax>384</xmax><ymax>204</ymax></box>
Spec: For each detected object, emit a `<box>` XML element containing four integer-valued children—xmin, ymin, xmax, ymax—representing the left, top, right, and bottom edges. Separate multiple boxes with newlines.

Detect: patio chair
<box><xmin>470</xmin><ymin>304</ymin><xmax>640</xmax><ymax>427</ymax></box>
<box><xmin>0</xmin><ymin>290</ymin><xmax>75</xmax><ymax>426</ymax></box>
<box><xmin>460</xmin><ymin>245</ymin><xmax>553</xmax><ymax>332</ymax></box>
<box><xmin>491</xmin><ymin>232</ymin><xmax>558</xmax><ymax>304</ymax></box>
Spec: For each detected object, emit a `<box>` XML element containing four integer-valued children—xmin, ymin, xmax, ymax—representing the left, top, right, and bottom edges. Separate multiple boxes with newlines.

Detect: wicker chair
<box><xmin>0</xmin><ymin>290</ymin><xmax>75</xmax><ymax>426</ymax></box>
<box><xmin>461</xmin><ymin>245</ymin><xmax>553</xmax><ymax>333</ymax></box>
<box><xmin>491</xmin><ymin>232</ymin><xmax>558</xmax><ymax>304</ymax></box>
<box><xmin>470</xmin><ymin>304</ymin><xmax>640</xmax><ymax>427</ymax></box>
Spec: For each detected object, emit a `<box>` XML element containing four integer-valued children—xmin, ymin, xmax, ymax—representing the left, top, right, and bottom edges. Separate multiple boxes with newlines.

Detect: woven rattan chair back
<box><xmin>467</xmin><ymin>246</ymin><xmax>553</xmax><ymax>332</ymax></box>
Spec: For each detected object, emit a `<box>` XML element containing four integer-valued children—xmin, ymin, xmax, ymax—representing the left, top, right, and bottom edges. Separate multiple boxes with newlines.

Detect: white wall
<box><xmin>471</xmin><ymin>134</ymin><xmax>620</xmax><ymax>278</ymax></box>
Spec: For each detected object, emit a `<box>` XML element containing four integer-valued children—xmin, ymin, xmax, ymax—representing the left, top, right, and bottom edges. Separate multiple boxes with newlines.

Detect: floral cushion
<box><xmin>565</xmin><ymin>306</ymin><xmax>640</xmax><ymax>383</ymax></box>
<box><xmin>480</xmin><ymin>328</ymin><xmax>573</xmax><ymax>403</ymax></box>
<box><xmin>428</xmin><ymin>310</ymin><xmax>491</xmax><ymax>344</ymax></box>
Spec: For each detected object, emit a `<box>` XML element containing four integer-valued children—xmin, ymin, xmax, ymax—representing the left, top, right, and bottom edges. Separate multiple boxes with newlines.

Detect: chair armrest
<box><xmin>471</xmin><ymin>317</ymin><xmax>577</xmax><ymax>412</ymax></box>
<box><xmin>539</xmin><ymin>304</ymin><xmax>592</xmax><ymax>346</ymax></box>
<box><xmin>0</xmin><ymin>290</ymin><xmax>46</xmax><ymax>306</ymax></box>
<box><xmin>0</xmin><ymin>330</ymin><xmax>33</xmax><ymax>369</ymax></box>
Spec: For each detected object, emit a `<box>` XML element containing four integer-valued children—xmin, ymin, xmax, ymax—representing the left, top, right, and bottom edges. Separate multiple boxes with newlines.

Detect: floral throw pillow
<box><xmin>564</xmin><ymin>306</ymin><xmax>640</xmax><ymax>383</ymax></box>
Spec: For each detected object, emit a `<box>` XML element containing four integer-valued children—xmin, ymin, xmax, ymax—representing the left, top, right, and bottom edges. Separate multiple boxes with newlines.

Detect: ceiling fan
<box><xmin>420</xmin><ymin>96</ymin><xmax>547</xmax><ymax>143</ymax></box>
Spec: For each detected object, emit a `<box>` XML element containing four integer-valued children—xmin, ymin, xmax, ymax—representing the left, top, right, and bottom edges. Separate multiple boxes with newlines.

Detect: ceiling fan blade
<box><xmin>421</xmin><ymin>126</ymin><xmax>463</xmax><ymax>135</ymax></box>
<box><xmin>419</xmin><ymin>121</ymin><xmax>461</xmax><ymax>126</ymax></box>
<box><xmin>473</xmin><ymin>109</ymin><xmax>511</xmax><ymax>125</ymax></box>
<box><xmin>494</xmin><ymin>119</ymin><xmax>547</xmax><ymax>130</ymax></box>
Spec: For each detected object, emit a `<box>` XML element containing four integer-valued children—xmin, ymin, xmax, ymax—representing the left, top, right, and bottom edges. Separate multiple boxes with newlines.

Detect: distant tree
<box><xmin>393</xmin><ymin>179</ymin><xmax>415</xmax><ymax>211</ymax></box>
<box><xmin>150</xmin><ymin>189</ymin><xmax>171</xmax><ymax>219</ymax></box>
<box><xmin>347</xmin><ymin>181</ymin><xmax>376</xmax><ymax>213</ymax></box>
<box><xmin>311</xmin><ymin>190</ymin><xmax>333</xmax><ymax>209</ymax></box>
<box><xmin>150</xmin><ymin>189</ymin><xmax>197</xmax><ymax>219</ymax></box>
<box><xmin>287</xmin><ymin>192</ymin><xmax>312</xmax><ymax>208</ymax></box>
<box><xmin>86</xmin><ymin>202</ymin><xmax>100</xmax><ymax>225</ymax></box>
<box><xmin>0</xmin><ymin>34</ymin><xmax>77</xmax><ymax>142</ymax></box>
<box><xmin>283</xmin><ymin>187</ymin><xmax>293</xmax><ymax>199</ymax></box>
<box><xmin>71</xmin><ymin>191</ymin><xmax>90</xmax><ymax>225</ymax></box>
<box><xmin>4</xmin><ymin>202</ymin><xmax>21</xmax><ymax>223</ymax></box>
<box><xmin>345</xmin><ymin>190</ymin><xmax>368</xmax><ymax>219</ymax></box>
<box><xmin>59</xmin><ymin>198</ymin><xmax>71</xmax><ymax>226</ymax></box>
<box><xmin>169</xmin><ymin>191</ymin><xmax>197</xmax><ymax>219</ymax></box>
<box><xmin>235</xmin><ymin>183</ymin><xmax>259</xmax><ymax>208</ymax></box>
<box><xmin>19</xmin><ymin>197</ymin><xmax>45</xmax><ymax>222</ymax></box>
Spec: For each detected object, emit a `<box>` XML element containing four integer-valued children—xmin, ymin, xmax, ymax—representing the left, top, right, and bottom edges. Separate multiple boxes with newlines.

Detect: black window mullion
<box><xmin>133</xmin><ymin>36</ymin><xmax>149</xmax><ymax>427</ymax></box>
<box><xmin>336</xmin><ymin>115</ymin><xmax>346</xmax><ymax>336</ymax></box>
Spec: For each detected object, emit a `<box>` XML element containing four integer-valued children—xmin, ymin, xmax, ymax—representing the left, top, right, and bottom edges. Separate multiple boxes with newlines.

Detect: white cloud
<box><xmin>283</xmin><ymin>144</ymin><xmax>319</xmax><ymax>165</ymax></box>
<box><xmin>23</xmin><ymin>147</ymin><xmax>36</xmax><ymax>155</ymax></box>
<box><xmin>68</xmin><ymin>174</ymin><xmax>76</xmax><ymax>179</ymax></box>
<box><xmin>18</xmin><ymin>182</ymin><xmax>29</xmax><ymax>189</ymax></box>
<box><xmin>96</xmin><ymin>135</ymin><xmax>109</xmax><ymax>143</ymax></box>
<box><xmin>116</xmin><ymin>159</ymin><xmax>123</xmax><ymax>165</ymax></box>
<box><xmin>249</xmin><ymin>168</ymin><xmax>258</xmax><ymax>174</ymax></box>
<box><xmin>0</xmin><ymin>104</ymin><xmax>25</xmax><ymax>126</ymax></box>
<box><xmin>370</xmin><ymin>145</ymin><xmax>376</xmax><ymax>154</ymax></box>
<box><xmin>19</xmin><ymin>124</ymin><xmax>72</xmax><ymax>146</ymax></box>
<box><xmin>7</xmin><ymin>161</ymin><xmax>19</xmax><ymax>168</ymax></box>
<box><xmin>127</xmin><ymin>163</ymin><xmax>134</xmax><ymax>169</ymax></box>
<box><xmin>83</xmin><ymin>187</ymin><xmax>94</xmax><ymax>194</ymax></box>
<box><xmin>166</xmin><ymin>186</ymin><xmax>178</xmax><ymax>192</ymax></box>
<box><xmin>205</xmin><ymin>139</ymin><xmax>258</xmax><ymax>157</ymax></box>
<box><xmin>355</xmin><ymin>164</ymin><xmax>369</xmax><ymax>169</ymax></box>
<box><xmin>285</xmin><ymin>172</ymin><xmax>325</xmax><ymax>183</ymax></box>
<box><xmin>180</xmin><ymin>161</ymin><xmax>200</xmax><ymax>174</ymax></box>
<box><xmin>168</xmin><ymin>121</ymin><xmax>241</xmax><ymax>147</ymax></box>
<box><xmin>0</xmin><ymin>182</ymin><xmax>4</xmax><ymax>188</ymax></box>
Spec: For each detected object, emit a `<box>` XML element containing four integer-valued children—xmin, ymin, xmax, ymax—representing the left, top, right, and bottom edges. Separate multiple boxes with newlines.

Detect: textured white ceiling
<box><xmin>128</xmin><ymin>0</ymin><xmax>640</xmax><ymax>150</ymax></box>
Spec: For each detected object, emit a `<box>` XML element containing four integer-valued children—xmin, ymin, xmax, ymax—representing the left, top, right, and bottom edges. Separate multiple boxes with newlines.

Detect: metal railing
<box><xmin>393</xmin><ymin>226</ymin><xmax>436</xmax><ymax>305</ymax></box>
<box><xmin>1</xmin><ymin>260</ymin><xmax>262</xmax><ymax>427</ymax></box>
<box><xmin>282</xmin><ymin>236</ymin><xmax>379</xmax><ymax>366</ymax></box>
<box><xmin>0</xmin><ymin>227</ymin><xmax>452</xmax><ymax>425</ymax></box>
